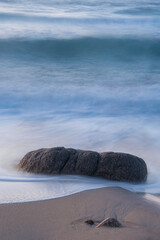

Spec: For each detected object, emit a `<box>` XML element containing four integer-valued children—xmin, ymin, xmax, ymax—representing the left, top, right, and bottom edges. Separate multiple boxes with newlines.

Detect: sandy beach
<box><xmin>0</xmin><ymin>187</ymin><xmax>160</xmax><ymax>240</ymax></box>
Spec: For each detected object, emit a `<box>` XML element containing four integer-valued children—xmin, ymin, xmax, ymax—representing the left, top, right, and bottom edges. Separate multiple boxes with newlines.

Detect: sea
<box><xmin>0</xmin><ymin>0</ymin><xmax>160</xmax><ymax>203</ymax></box>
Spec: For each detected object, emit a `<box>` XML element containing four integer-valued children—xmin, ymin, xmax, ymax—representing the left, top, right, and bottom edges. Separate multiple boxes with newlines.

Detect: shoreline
<box><xmin>0</xmin><ymin>187</ymin><xmax>160</xmax><ymax>240</ymax></box>
<box><xmin>0</xmin><ymin>186</ymin><xmax>159</xmax><ymax>206</ymax></box>
<box><xmin>0</xmin><ymin>182</ymin><xmax>160</xmax><ymax>206</ymax></box>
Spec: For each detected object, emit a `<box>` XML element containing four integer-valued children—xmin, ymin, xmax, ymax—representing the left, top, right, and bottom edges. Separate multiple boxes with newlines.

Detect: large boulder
<box><xmin>18</xmin><ymin>147</ymin><xmax>147</xmax><ymax>183</ymax></box>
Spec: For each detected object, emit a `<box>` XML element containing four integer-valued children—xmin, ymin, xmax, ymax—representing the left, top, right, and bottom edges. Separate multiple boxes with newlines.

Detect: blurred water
<box><xmin>0</xmin><ymin>0</ymin><xmax>160</xmax><ymax>203</ymax></box>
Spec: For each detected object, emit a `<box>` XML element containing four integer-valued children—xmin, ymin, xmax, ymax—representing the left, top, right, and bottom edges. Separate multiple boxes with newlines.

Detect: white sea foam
<box><xmin>0</xmin><ymin>0</ymin><xmax>160</xmax><ymax>39</ymax></box>
<box><xmin>0</xmin><ymin>115</ymin><xmax>160</xmax><ymax>203</ymax></box>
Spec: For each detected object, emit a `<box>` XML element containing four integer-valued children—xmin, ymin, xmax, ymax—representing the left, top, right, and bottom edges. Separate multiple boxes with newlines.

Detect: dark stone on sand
<box><xmin>96</xmin><ymin>218</ymin><xmax>121</xmax><ymax>228</ymax></box>
<box><xmin>85</xmin><ymin>219</ymin><xmax>95</xmax><ymax>225</ymax></box>
<box><xmin>18</xmin><ymin>147</ymin><xmax>147</xmax><ymax>183</ymax></box>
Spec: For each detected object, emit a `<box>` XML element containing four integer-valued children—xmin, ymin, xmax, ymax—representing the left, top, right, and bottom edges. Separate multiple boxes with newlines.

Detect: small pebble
<box><xmin>96</xmin><ymin>218</ymin><xmax>121</xmax><ymax>228</ymax></box>
<box><xmin>85</xmin><ymin>219</ymin><xmax>95</xmax><ymax>225</ymax></box>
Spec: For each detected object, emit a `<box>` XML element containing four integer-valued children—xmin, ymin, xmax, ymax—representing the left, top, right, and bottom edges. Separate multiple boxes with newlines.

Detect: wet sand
<box><xmin>0</xmin><ymin>187</ymin><xmax>160</xmax><ymax>240</ymax></box>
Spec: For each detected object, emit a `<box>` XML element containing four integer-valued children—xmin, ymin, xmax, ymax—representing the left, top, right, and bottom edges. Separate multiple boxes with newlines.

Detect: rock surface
<box><xmin>18</xmin><ymin>147</ymin><xmax>147</xmax><ymax>182</ymax></box>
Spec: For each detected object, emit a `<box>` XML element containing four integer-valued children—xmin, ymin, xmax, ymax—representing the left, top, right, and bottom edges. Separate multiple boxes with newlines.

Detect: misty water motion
<box><xmin>0</xmin><ymin>0</ymin><xmax>160</xmax><ymax>203</ymax></box>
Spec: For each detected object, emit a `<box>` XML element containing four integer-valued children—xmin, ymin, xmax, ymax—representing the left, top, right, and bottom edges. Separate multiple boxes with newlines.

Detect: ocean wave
<box><xmin>0</xmin><ymin>37</ymin><xmax>160</xmax><ymax>59</ymax></box>
<box><xmin>1</xmin><ymin>12</ymin><xmax>160</xmax><ymax>24</ymax></box>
